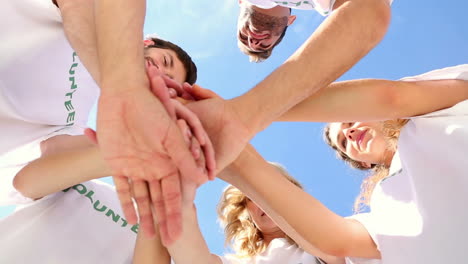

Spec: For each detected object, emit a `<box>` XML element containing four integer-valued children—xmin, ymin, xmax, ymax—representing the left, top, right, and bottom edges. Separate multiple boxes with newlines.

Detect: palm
<box><xmin>97</xmin><ymin>89</ymin><xmax>175</xmax><ymax>181</ymax></box>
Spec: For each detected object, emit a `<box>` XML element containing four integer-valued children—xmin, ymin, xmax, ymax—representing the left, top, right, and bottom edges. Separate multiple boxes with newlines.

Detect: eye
<box><xmin>163</xmin><ymin>56</ymin><xmax>168</xmax><ymax>67</ymax></box>
<box><xmin>239</xmin><ymin>32</ymin><xmax>247</xmax><ymax>41</ymax></box>
<box><xmin>341</xmin><ymin>137</ymin><xmax>347</xmax><ymax>150</ymax></box>
<box><xmin>145</xmin><ymin>57</ymin><xmax>157</xmax><ymax>67</ymax></box>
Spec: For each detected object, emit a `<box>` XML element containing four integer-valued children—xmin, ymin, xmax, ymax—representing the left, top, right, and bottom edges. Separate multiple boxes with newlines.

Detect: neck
<box><xmin>262</xmin><ymin>229</ymin><xmax>286</xmax><ymax>246</ymax></box>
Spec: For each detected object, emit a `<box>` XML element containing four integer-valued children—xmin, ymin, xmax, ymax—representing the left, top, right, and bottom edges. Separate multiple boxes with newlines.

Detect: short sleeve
<box><xmin>344</xmin><ymin>213</ymin><xmax>382</xmax><ymax>264</ymax></box>
<box><xmin>0</xmin><ymin>127</ymin><xmax>85</xmax><ymax>206</ymax></box>
<box><xmin>220</xmin><ymin>254</ymin><xmax>244</xmax><ymax>264</ymax></box>
<box><xmin>314</xmin><ymin>0</ymin><xmax>337</xmax><ymax>16</ymax></box>
<box><xmin>0</xmin><ymin>140</ymin><xmax>42</xmax><ymax>205</ymax></box>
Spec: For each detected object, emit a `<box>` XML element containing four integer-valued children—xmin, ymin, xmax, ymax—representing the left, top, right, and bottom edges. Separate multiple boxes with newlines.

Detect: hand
<box><xmin>96</xmin><ymin>72</ymin><xmax>206</xmax><ymax>241</ymax></box>
<box><xmin>182</xmin><ymin>84</ymin><xmax>253</xmax><ymax>173</ymax></box>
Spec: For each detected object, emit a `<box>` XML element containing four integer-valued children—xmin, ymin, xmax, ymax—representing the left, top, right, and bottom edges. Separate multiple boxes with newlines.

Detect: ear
<box><xmin>360</xmin><ymin>161</ymin><xmax>372</xmax><ymax>169</ymax></box>
<box><xmin>287</xmin><ymin>15</ymin><xmax>297</xmax><ymax>26</ymax></box>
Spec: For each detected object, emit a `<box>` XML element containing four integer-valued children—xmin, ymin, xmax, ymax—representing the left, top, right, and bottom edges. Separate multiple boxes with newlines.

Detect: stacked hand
<box><xmin>95</xmin><ymin>61</ymin><xmax>253</xmax><ymax>245</ymax></box>
<box><xmin>94</xmin><ymin>63</ymin><xmax>215</xmax><ymax>245</ymax></box>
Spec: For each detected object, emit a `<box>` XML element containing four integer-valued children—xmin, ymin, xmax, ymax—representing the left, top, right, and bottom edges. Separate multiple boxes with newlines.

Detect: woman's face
<box><xmin>245</xmin><ymin>199</ymin><xmax>281</xmax><ymax>234</ymax></box>
<box><xmin>328</xmin><ymin>122</ymin><xmax>390</xmax><ymax>167</ymax></box>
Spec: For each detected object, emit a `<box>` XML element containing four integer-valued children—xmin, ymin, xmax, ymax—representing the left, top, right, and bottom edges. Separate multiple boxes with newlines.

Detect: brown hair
<box><xmin>217</xmin><ymin>162</ymin><xmax>302</xmax><ymax>257</ymax></box>
<box><xmin>323</xmin><ymin>119</ymin><xmax>409</xmax><ymax>212</ymax></box>
<box><xmin>145</xmin><ymin>37</ymin><xmax>197</xmax><ymax>84</ymax></box>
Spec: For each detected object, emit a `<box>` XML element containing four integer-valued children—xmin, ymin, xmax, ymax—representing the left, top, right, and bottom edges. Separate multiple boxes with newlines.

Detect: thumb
<box><xmin>184</xmin><ymin>84</ymin><xmax>221</xmax><ymax>100</ymax></box>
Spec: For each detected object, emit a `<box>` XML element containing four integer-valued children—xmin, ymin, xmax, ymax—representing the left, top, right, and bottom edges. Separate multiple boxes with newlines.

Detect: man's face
<box><xmin>237</xmin><ymin>3</ymin><xmax>290</xmax><ymax>53</ymax></box>
<box><xmin>144</xmin><ymin>47</ymin><xmax>186</xmax><ymax>84</ymax></box>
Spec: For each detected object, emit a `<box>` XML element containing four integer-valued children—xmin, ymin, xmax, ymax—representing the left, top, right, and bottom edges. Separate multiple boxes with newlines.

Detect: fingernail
<box><xmin>168</xmin><ymin>88</ymin><xmax>177</xmax><ymax>98</ymax></box>
<box><xmin>186</xmin><ymin>129</ymin><xmax>192</xmax><ymax>139</ymax></box>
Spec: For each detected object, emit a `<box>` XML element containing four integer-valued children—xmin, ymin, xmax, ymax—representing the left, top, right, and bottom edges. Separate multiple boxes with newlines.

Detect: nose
<box><xmin>248</xmin><ymin>37</ymin><xmax>262</xmax><ymax>50</ymax></box>
<box><xmin>344</xmin><ymin>128</ymin><xmax>357</xmax><ymax>141</ymax></box>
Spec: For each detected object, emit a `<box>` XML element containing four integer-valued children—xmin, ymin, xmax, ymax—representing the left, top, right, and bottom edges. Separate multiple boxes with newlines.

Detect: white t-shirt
<box><xmin>245</xmin><ymin>0</ymin><xmax>393</xmax><ymax>16</ymax></box>
<box><xmin>0</xmin><ymin>0</ymin><xmax>99</xmax><ymax>155</ymax></box>
<box><xmin>347</xmin><ymin>64</ymin><xmax>468</xmax><ymax>264</ymax></box>
<box><xmin>0</xmin><ymin>136</ymin><xmax>136</xmax><ymax>264</ymax></box>
<box><xmin>220</xmin><ymin>238</ymin><xmax>323</xmax><ymax>264</ymax></box>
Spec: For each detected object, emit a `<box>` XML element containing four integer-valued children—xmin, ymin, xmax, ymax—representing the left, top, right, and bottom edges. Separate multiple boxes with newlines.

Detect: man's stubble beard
<box><xmin>240</xmin><ymin>7</ymin><xmax>288</xmax><ymax>36</ymax></box>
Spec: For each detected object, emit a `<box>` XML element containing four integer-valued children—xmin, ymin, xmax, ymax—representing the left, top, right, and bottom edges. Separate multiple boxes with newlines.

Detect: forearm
<box><xmin>95</xmin><ymin>0</ymin><xmax>148</xmax><ymax>92</ymax></box>
<box><xmin>57</xmin><ymin>0</ymin><xmax>101</xmax><ymax>83</ymax></box>
<box><xmin>219</xmin><ymin>145</ymin><xmax>378</xmax><ymax>260</ymax></box>
<box><xmin>278</xmin><ymin>79</ymin><xmax>468</xmax><ymax>122</ymax></box>
<box><xmin>230</xmin><ymin>0</ymin><xmax>390</xmax><ymax>134</ymax></box>
<box><xmin>167</xmin><ymin>204</ymin><xmax>222</xmax><ymax>264</ymax></box>
<box><xmin>13</xmin><ymin>146</ymin><xmax>111</xmax><ymax>200</ymax></box>
<box><xmin>133</xmin><ymin>224</ymin><xmax>171</xmax><ymax>264</ymax></box>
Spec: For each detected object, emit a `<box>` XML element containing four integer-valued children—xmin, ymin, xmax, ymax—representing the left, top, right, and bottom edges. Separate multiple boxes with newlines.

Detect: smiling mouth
<box><xmin>249</xmin><ymin>30</ymin><xmax>269</xmax><ymax>39</ymax></box>
<box><xmin>247</xmin><ymin>25</ymin><xmax>269</xmax><ymax>39</ymax></box>
<box><xmin>357</xmin><ymin>130</ymin><xmax>367</xmax><ymax>151</ymax></box>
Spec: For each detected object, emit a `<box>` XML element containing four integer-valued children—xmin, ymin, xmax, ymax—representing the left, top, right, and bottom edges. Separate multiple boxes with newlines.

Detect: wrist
<box><xmin>219</xmin><ymin>144</ymin><xmax>256</xmax><ymax>184</ymax></box>
<box><xmin>227</xmin><ymin>96</ymin><xmax>261</xmax><ymax>138</ymax></box>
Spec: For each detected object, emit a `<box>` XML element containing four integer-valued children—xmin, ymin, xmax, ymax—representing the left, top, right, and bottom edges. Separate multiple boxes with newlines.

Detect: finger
<box><xmin>184</xmin><ymin>83</ymin><xmax>221</xmax><ymax>100</ymax></box>
<box><xmin>113</xmin><ymin>176</ymin><xmax>138</xmax><ymax>225</ymax></box>
<box><xmin>191</xmin><ymin>137</ymin><xmax>204</xmax><ymax>168</ymax></box>
<box><xmin>163</xmin><ymin>122</ymin><xmax>209</xmax><ymax>187</ymax></box>
<box><xmin>176</xmin><ymin>119</ymin><xmax>191</xmax><ymax>146</ymax></box>
<box><xmin>171</xmin><ymin>99</ymin><xmax>206</xmax><ymax>145</ymax></box>
<box><xmin>161</xmin><ymin>173</ymin><xmax>182</xmax><ymax>245</ymax></box>
<box><xmin>168</xmin><ymin>88</ymin><xmax>177</xmax><ymax>98</ymax></box>
<box><xmin>162</xmin><ymin>75</ymin><xmax>184</xmax><ymax>96</ymax></box>
<box><xmin>200</xmin><ymin>132</ymin><xmax>216</xmax><ymax>180</ymax></box>
<box><xmin>132</xmin><ymin>179</ymin><xmax>156</xmax><ymax>238</ymax></box>
<box><xmin>84</xmin><ymin>128</ymin><xmax>98</xmax><ymax>145</ymax></box>
<box><xmin>172</xmin><ymin>100</ymin><xmax>216</xmax><ymax>179</ymax></box>
<box><xmin>148</xmin><ymin>180</ymin><xmax>170</xmax><ymax>245</ymax></box>
<box><xmin>181</xmin><ymin>82</ymin><xmax>196</xmax><ymax>100</ymax></box>
<box><xmin>146</xmin><ymin>64</ymin><xmax>176</xmax><ymax>119</ymax></box>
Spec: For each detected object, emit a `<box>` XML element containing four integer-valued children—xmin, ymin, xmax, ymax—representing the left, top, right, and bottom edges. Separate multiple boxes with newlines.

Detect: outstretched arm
<box><xmin>55</xmin><ymin>0</ymin><xmax>100</xmax><ymax>83</ymax></box>
<box><xmin>93</xmin><ymin>0</ymin><xmax>209</xmax><ymax>242</ymax></box>
<box><xmin>183</xmin><ymin>0</ymin><xmax>391</xmax><ymax>174</ymax></box>
<box><xmin>133</xmin><ymin>219</ymin><xmax>171</xmax><ymax>264</ymax></box>
<box><xmin>278</xmin><ymin>79</ymin><xmax>468</xmax><ymax>122</ymax></box>
<box><xmin>219</xmin><ymin>145</ymin><xmax>377</xmax><ymax>261</ymax></box>
<box><xmin>230</xmin><ymin>0</ymin><xmax>391</xmax><ymax>134</ymax></box>
<box><xmin>165</xmin><ymin>203</ymin><xmax>223</xmax><ymax>264</ymax></box>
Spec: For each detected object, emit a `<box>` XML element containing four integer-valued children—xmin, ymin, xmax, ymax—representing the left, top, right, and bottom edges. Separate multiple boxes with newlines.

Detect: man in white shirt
<box><xmin>236</xmin><ymin>0</ymin><xmax>392</xmax><ymax>61</ymax></box>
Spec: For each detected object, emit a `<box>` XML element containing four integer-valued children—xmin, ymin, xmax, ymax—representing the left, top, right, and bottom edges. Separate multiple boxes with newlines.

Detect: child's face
<box><xmin>144</xmin><ymin>48</ymin><xmax>186</xmax><ymax>84</ymax></box>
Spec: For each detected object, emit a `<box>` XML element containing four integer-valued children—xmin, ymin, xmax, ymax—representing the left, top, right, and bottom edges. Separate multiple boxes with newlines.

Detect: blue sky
<box><xmin>1</xmin><ymin>0</ymin><xmax>467</xmax><ymax>258</ymax></box>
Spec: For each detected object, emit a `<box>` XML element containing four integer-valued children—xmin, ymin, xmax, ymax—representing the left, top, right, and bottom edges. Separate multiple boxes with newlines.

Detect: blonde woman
<box><xmin>139</xmin><ymin>163</ymin><xmax>340</xmax><ymax>264</ymax></box>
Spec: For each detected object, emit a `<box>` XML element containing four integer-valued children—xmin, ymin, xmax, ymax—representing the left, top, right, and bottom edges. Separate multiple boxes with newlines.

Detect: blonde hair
<box><xmin>217</xmin><ymin>162</ymin><xmax>302</xmax><ymax>257</ymax></box>
<box><xmin>323</xmin><ymin>119</ymin><xmax>409</xmax><ymax>212</ymax></box>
